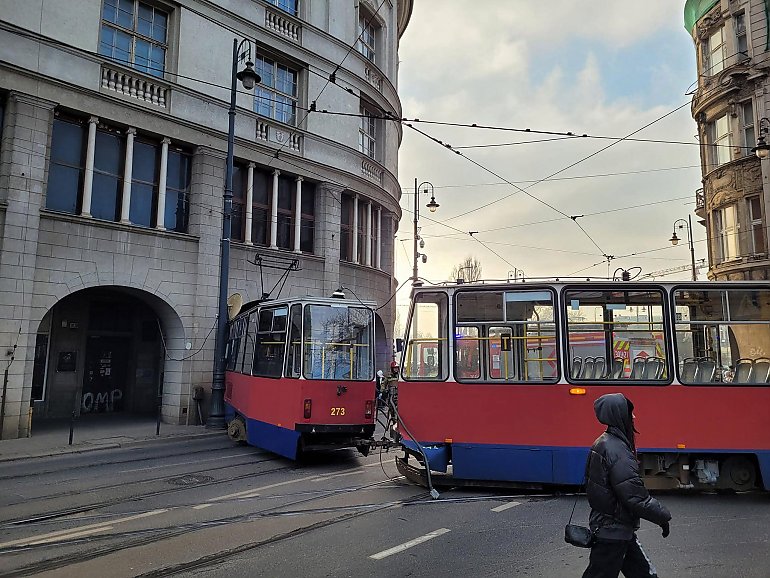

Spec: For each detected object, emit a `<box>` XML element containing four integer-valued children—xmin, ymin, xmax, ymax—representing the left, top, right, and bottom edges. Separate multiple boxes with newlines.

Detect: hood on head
<box><xmin>594</xmin><ymin>393</ymin><xmax>633</xmax><ymax>433</ymax></box>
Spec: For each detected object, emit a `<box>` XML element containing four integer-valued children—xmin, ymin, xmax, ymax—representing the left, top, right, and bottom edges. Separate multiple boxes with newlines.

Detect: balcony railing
<box><xmin>696</xmin><ymin>188</ymin><xmax>705</xmax><ymax>211</ymax></box>
<box><xmin>265</xmin><ymin>8</ymin><xmax>301</xmax><ymax>43</ymax></box>
<box><xmin>100</xmin><ymin>64</ymin><xmax>169</xmax><ymax>108</ymax></box>
<box><xmin>256</xmin><ymin>119</ymin><xmax>302</xmax><ymax>153</ymax></box>
<box><xmin>361</xmin><ymin>158</ymin><xmax>384</xmax><ymax>185</ymax></box>
<box><xmin>364</xmin><ymin>67</ymin><xmax>383</xmax><ymax>92</ymax></box>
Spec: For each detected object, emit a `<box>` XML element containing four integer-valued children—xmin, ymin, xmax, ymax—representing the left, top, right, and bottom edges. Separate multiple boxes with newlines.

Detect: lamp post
<box><xmin>752</xmin><ymin>117</ymin><xmax>770</xmax><ymax>159</ymax></box>
<box><xmin>669</xmin><ymin>215</ymin><xmax>697</xmax><ymax>281</ymax></box>
<box><xmin>412</xmin><ymin>180</ymin><xmax>438</xmax><ymax>284</ymax></box>
<box><xmin>208</xmin><ymin>38</ymin><xmax>261</xmax><ymax>429</ymax></box>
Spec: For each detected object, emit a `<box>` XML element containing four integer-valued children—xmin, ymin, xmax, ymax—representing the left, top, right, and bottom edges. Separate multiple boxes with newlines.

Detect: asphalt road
<box><xmin>0</xmin><ymin>436</ymin><xmax>768</xmax><ymax>577</ymax></box>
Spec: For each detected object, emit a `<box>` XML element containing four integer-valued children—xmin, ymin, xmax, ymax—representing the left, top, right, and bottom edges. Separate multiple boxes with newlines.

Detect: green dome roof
<box><xmin>684</xmin><ymin>0</ymin><xmax>719</xmax><ymax>33</ymax></box>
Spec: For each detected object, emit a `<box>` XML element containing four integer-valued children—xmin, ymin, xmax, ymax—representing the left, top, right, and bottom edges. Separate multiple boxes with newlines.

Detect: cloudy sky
<box><xmin>394</xmin><ymin>1</ymin><xmax>702</xmax><ymax>293</ymax></box>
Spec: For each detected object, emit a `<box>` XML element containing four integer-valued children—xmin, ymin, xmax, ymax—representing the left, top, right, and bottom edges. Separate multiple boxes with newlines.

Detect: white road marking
<box><xmin>192</xmin><ymin>504</ymin><xmax>213</xmax><ymax>510</ymax></box>
<box><xmin>491</xmin><ymin>501</ymin><xmax>521</xmax><ymax>513</ymax></box>
<box><xmin>27</xmin><ymin>526</ymin><xmax>114</xmax><ymax>545</ymax></box>
<box><xmin>369</xmin><ymin>528</ymin><xmax>451</xmax><ymax>560</ymax></box>
<box><xmin>119</xmin><ymin>453</ymin><xmax>248</xmax><ymax>473</ymax></box>
<box><xmin>312</xmin><ymin>468</ymin><xmax>366</xmax><ymax>482</ymax></box>
<box><xmin>209</xmin><ymin>474</ymin><xmax>320</xmax><ymax>502</ymax></box>
<box><xmin>0</xmin><ymin>509</ymin><xmax>167</xmax><ymax>549</ymax></box>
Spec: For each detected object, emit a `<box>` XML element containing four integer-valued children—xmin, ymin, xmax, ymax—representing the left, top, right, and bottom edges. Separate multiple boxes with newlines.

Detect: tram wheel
<box><xmin>227</xmin><ymin>416</ymin><xmax>247</xmax><ymax>444</ymax></box>
<box><xmin>719</xmin><ymin>456</ymin><xmax>757</xmax><ymax>490</ymax></box>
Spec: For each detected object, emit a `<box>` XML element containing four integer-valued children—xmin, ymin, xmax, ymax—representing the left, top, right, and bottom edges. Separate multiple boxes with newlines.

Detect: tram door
<box><xmin>82</xmin><ymin>336</ymin><xmax>130</xmax><ymax>414</ymax></box>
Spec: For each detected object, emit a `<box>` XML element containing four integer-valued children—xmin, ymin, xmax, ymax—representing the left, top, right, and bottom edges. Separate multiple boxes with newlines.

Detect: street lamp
<box><xmin>669</xmin><ymin>215</ymin><xmax>697</xmax><ymax>281</ymax></box>
<box><xmin>752</xmin><ymin>118</ymin><xmax>770</xmax><ymax>159</ymax></box>
<box><xmin>208</xmin><ymin>38</ymin><xmax>261</xmax><ymax>430</ymax></box>
<box><xmin>412</xmin><ymin>180</ymin><xmax>437</xmax><ymax>283</ymax></box>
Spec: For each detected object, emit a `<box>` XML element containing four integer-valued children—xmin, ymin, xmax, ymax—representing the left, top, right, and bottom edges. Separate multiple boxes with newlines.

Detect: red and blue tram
<box><xmin>224</xmin><ymin>295</ymin><xmax>388</xmax><ymax>460</ymax></box>
<box><xmin>396</xmin><ymin>281</ymin><xmax>770</xmax><ymax>491</ymax></box>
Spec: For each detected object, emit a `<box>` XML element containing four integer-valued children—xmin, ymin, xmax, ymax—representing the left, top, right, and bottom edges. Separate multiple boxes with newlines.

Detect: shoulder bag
<box><xmin>564</xmin><ymin>454</ymin><xmax>595</xmax><ymax>548</ymax></box>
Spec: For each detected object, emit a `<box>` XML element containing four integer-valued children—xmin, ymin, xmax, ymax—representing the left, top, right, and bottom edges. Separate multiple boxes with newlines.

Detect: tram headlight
<box><xmin>303</xmin><ymin>398</ymin><xmax>312</xmax><ymax>419</ymax></box>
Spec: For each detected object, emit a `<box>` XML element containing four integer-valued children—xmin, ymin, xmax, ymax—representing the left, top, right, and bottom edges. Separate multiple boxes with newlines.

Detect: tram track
<box><xmin>0</xmin><ymin>476</ymin><xmax>428</xmax><ymax>577</ymax></box>
<box><xmin>0</xmin><ymin>459</ymin><xmax>294</xmax><ymax>528</ymax></box>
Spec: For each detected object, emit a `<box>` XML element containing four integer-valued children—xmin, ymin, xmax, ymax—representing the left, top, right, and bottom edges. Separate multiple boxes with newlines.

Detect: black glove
<box><xmin>661</xmin><ymin>521</ymin><xmax>670</xmax><ymax>538</ymax></box>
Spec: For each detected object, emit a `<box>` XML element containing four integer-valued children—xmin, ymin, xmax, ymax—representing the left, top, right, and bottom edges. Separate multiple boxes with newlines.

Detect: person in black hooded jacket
<box><xmin>582</xmin><ymin>393</ymin><xmax>671</xmax><ymax>578</ymax></box>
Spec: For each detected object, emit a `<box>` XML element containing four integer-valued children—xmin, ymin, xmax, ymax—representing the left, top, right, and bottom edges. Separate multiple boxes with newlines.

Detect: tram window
<box><xmin>253</xmin><ymin>307</ymin><xmax>288</xmax><ymax>378</ymax></box>
<box><xmin>303</xmin><ymin>305</ymin><xmax>373</xmax><ymax>380</ymax></box>
<box><xmin>285</xmin><ymin>304</ymin><xmax>302</xmax><ymax>379</ymax></box>
<box><xmin>241</xmin><ymin>312</ymin><xmax>258</xmax><ymax>374</ymax></box>
<box><xmin>453</xmin><ymin>289</ymin><xmax>557</xmax><ymax>383</ymax></box>
<box><xmin>403</xmin><ymin>292</ymin><xmax>449</xmax><ymax>381</ymax></box>
<box><xmin>456</xmin><ymin>291</ymin><xmax>504</xmax><ymax>322</ymax></box>
<box><xmin>674</xmin><ymin>287</ymin><xmax>770</xmax><ymax>385</ymax></box>
<box><xmin>564</xmin><ymin>289</ymin><xmax>668</xmax><ymax>382</ymax></box>
<box><xmin>225</xmin><ymin>315</ymin><xmax>246</xmax><ymax>372</ymax></box>
<box><xmin>455</xmin><ymin>326</ymin><xmax>481</xmax><ymax>379</ymax></box>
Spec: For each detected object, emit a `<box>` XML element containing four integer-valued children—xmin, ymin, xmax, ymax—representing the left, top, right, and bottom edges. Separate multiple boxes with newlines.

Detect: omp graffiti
<box><xmin>82</xmin><ymin>389</ymin><xmax>123</xmax><ymax>413</ymax></box>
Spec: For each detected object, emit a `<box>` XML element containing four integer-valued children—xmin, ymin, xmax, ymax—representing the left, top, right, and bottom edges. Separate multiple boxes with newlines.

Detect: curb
<box><xmin>0</xmin><ymin>431</ymin><xmax>224</xmax><ymax>463</ymax></box>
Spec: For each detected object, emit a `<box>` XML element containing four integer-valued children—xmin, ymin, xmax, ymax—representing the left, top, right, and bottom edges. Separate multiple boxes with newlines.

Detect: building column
<box><xmin>244</xmin><ymin>163</ymin><xmax>255</xmax><ymax>245</ymax></box>
<box><xmin>376</xmin><ymin>207</ymin><xmax>382</xmax><ymax>268</ymax></box>
<box><xmin>352</xmin><ymin>195</ymin><xmax>359</xmax><ymax>264</ymax></box>
<box><xmin>365</xmin><ymin>201</ymin><xmax>372</xmax><ymax>266</ymax></box>
<box><xmin>270</xmin><ymin>169</ymin><xmax>279</xmax><ymax>248</ymax></box>
<box><xmin>80</xmin><ymin>116</ymin><xmax>99</xmax><ymax>217</ymax></box>
<box><xmin>294</xmin><ymin>176</ymin><xmax>303</xmax><ymax>253</ymax></box>
<box><xmin>156</xmin><ymin>137</ymin><xmax>170</xmax><ymax>230</ymax></box>
<box><xmin>119</xmin><ymin>127</ymin><xmax>136</xmax><ymax>224</ymax></box>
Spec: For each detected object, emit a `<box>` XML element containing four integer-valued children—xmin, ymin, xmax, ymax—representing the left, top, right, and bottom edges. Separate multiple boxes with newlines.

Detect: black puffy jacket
<box><xmin>586</xmin><ymin>393</ymin><xmax>671</xmax><ymax>540</ymax></box>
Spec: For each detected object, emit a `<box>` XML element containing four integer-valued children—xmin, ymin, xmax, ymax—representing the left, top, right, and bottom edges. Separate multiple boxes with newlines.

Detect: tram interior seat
<box><xmin>753</xmin><ymin>358</ymin><xmax>770</xmax><ymax>383</ymax></box>
<box><xmin>582</xmin><ymin>357</ymin><xmax>596</xmax><ymax>380</ymax></box>
<box><xmin>733</xmin><ymin>359</ymin><xmax>754</xmax><ymax>384</ymax></box>
<box><xmin>610</xmin><ymin>358</ymin><xmax>624</xmax><ymax>379</ymax></box>
<box><xmin>571</xmin><ymin>357</ymin><xmax>582</xmax><ymax>379</ymax></box>
<box><xmin>681</xmin><ymin>358</ymin><xmax>699</xmax><ymax>382</ymax></box>
<box><xmin>643</xmin><ymin>357</ymin><xmax>665</xmax><ymax>380</ymax></box>
<box><xmin>630</xmin><ymin>357</ymin><xmax>645</xmax><ymax>379</ymax></box>
<box><xmin>696</xmin><ymin>357</ymin><xmax>716</xmax><ymax>382</ymax></box>
<box><xmin>592</xmin><ymin>357</ymin><xmax>606</xmax><ymax>379</ymax></box>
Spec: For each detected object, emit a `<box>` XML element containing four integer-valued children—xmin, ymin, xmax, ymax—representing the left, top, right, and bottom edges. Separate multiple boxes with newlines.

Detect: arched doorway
<box><xmin>31</xmin><ymin>286</ymin><xmax>184</xmax><ymax>421</ymax></box>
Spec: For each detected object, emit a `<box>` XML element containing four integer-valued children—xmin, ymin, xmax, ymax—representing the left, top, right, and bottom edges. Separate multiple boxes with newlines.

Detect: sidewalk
<box><xmin>0</xmin><ymin>414</ymin><xmax>224</xmax><ymax>463</ymax></box>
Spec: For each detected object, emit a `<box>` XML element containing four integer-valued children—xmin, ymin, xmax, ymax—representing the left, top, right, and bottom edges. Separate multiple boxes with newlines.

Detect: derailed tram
<box><xmin>224</xmin><ymin>295</ymin><xmax>388</xmax><ymax>460</ymax></box>
<box><xmin>394</xmin><ymin>281</ymin><xmax>770</xmax><ymax>491</ymax></box>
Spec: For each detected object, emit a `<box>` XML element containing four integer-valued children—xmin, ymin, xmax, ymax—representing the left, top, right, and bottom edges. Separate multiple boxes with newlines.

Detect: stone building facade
<box><xmin>686</xmin><ymin>0</ymin><xmax>770</xmax><ymax>280</ymax></box>
<box><xmin>0</xmin><ymin>0</ymin><xmax>412</xmax><ymax>439</ymax></box>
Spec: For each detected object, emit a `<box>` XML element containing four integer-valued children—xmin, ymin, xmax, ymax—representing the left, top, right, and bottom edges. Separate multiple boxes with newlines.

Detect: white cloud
<box><xmin>395</xmin><ymin>1</ymin><xmax>701</xmax><ymax>288</ymax></box>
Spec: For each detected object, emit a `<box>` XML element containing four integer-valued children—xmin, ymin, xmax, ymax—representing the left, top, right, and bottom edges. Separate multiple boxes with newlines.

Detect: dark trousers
<box><xmin>582</xmin><ymin>536</ymin><xmax>658</xmax><ymax>578</ymax></box>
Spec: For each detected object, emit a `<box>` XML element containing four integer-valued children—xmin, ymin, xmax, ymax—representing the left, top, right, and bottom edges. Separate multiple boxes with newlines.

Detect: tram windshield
<box><xmin>564</xmin><ymin>289</ymin><xmax>667</xmax><ymax>381</ymax></box>
<box><xmin>303</xmin><ymin>305</ymin><xmax>373</xmax><ymax>380</ymax></box>
<box><xmin>673</xmin><ymin>287</ymin><xmax>770</xmax><ymax>384</ymax></box>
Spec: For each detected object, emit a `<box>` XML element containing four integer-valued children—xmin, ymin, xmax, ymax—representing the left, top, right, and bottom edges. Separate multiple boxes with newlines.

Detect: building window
<box><xmin>705</xmin><ymin>26</ymin><xmax>725</xmax><ymax>75</ymax></box>
<box><xmin>714</xmin><ymin>204</ymin><xmax>739</xmax><ymax>262</ymax></box>
<box><xmin>740</xmin><ymin>100</ymin><xmax>755</xmax><ymax>156</ymax></box>
<box><xmin>300</xmin><ymin>181</ymin><xmax>315</xmax><ymax>253</ymax></box>
<box><xmin>165</xmin><ymin>147</ymin><xmax>191</xmax><ymax>233</ymax></box>
<box><xmin>709</xmin><ymin>114</ymin><xmax>732</xmax><ymax>167</ymax></box>
<box><xmin>130</xmin><ymin>139</ymin><xmax>159</xmax><ymax>227</ymax></box>
<box><xmin>359</xmin><ymin>106</ymin><xmax>377</xmax><ymax>159</ymax></box>
<box><xmin>254</xmin><ymin>55</ymin><xmax>298</xmax><ymax>125</ymax></box>
<box><xmin>46</xmin><ymin>116</ymin><xmax>85</xmax><ymax>214</ymax></box>
<box><xmin>252</xmin><ymin>169</ymin><xmax>270</xmax><ymax>246</ymax></box>
<box><xmin>357</xmin><ymin>8</ymin><xmax>377</xmax><ymax>63</ymax></box>
<box><xmin>277</xmin><ymin>174</ymin><xmax>294</xmax><ymax>250</ymax></box>
<box><xmin>356</xmin><ymin>200</ymin><xmax>366</xmax><ymax>263</ymax></box>
<box><xmin>735</xmin><ymin>12</ymin><xmax>748</xmax><ymax>56</ymax></box>
<box><xmin>99</xmin><ymin>0</ymin><xmax>168</xmax><ymax>78</ymax></box>
<box><xmin>266</xmin><ymin>0</ymin><xmax>298</xmax><ymax>16</ymax></box>
<box><xmin>748</xmin><ymin>196</ymin><xmax>765</xmax><ymax>255</ymax></box>
<box><xmin>340</xmin><ymin>193</ymin><xmax>354</xmax><ymax>261</ymax></box>
<box><xmin>91</xmin><ymin>125</ymin><xmax>125</xmax><ymax>222</ymax></box>
<box><xmin>231</xmin><ymin>163</ymin><xmax>247</xmax><ymax>242</ymax></box>
<box><xmin>370</xmin><ymin>207</ymin><xmax>379</xmax><ymax>266</ymax></box>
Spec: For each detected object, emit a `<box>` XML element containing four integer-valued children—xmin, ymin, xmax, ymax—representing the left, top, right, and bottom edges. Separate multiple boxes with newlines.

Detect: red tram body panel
<box><xmin>396</xmin><ymin>281</ymin><xmax>770</xmax><ymax>490</ymax></box>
